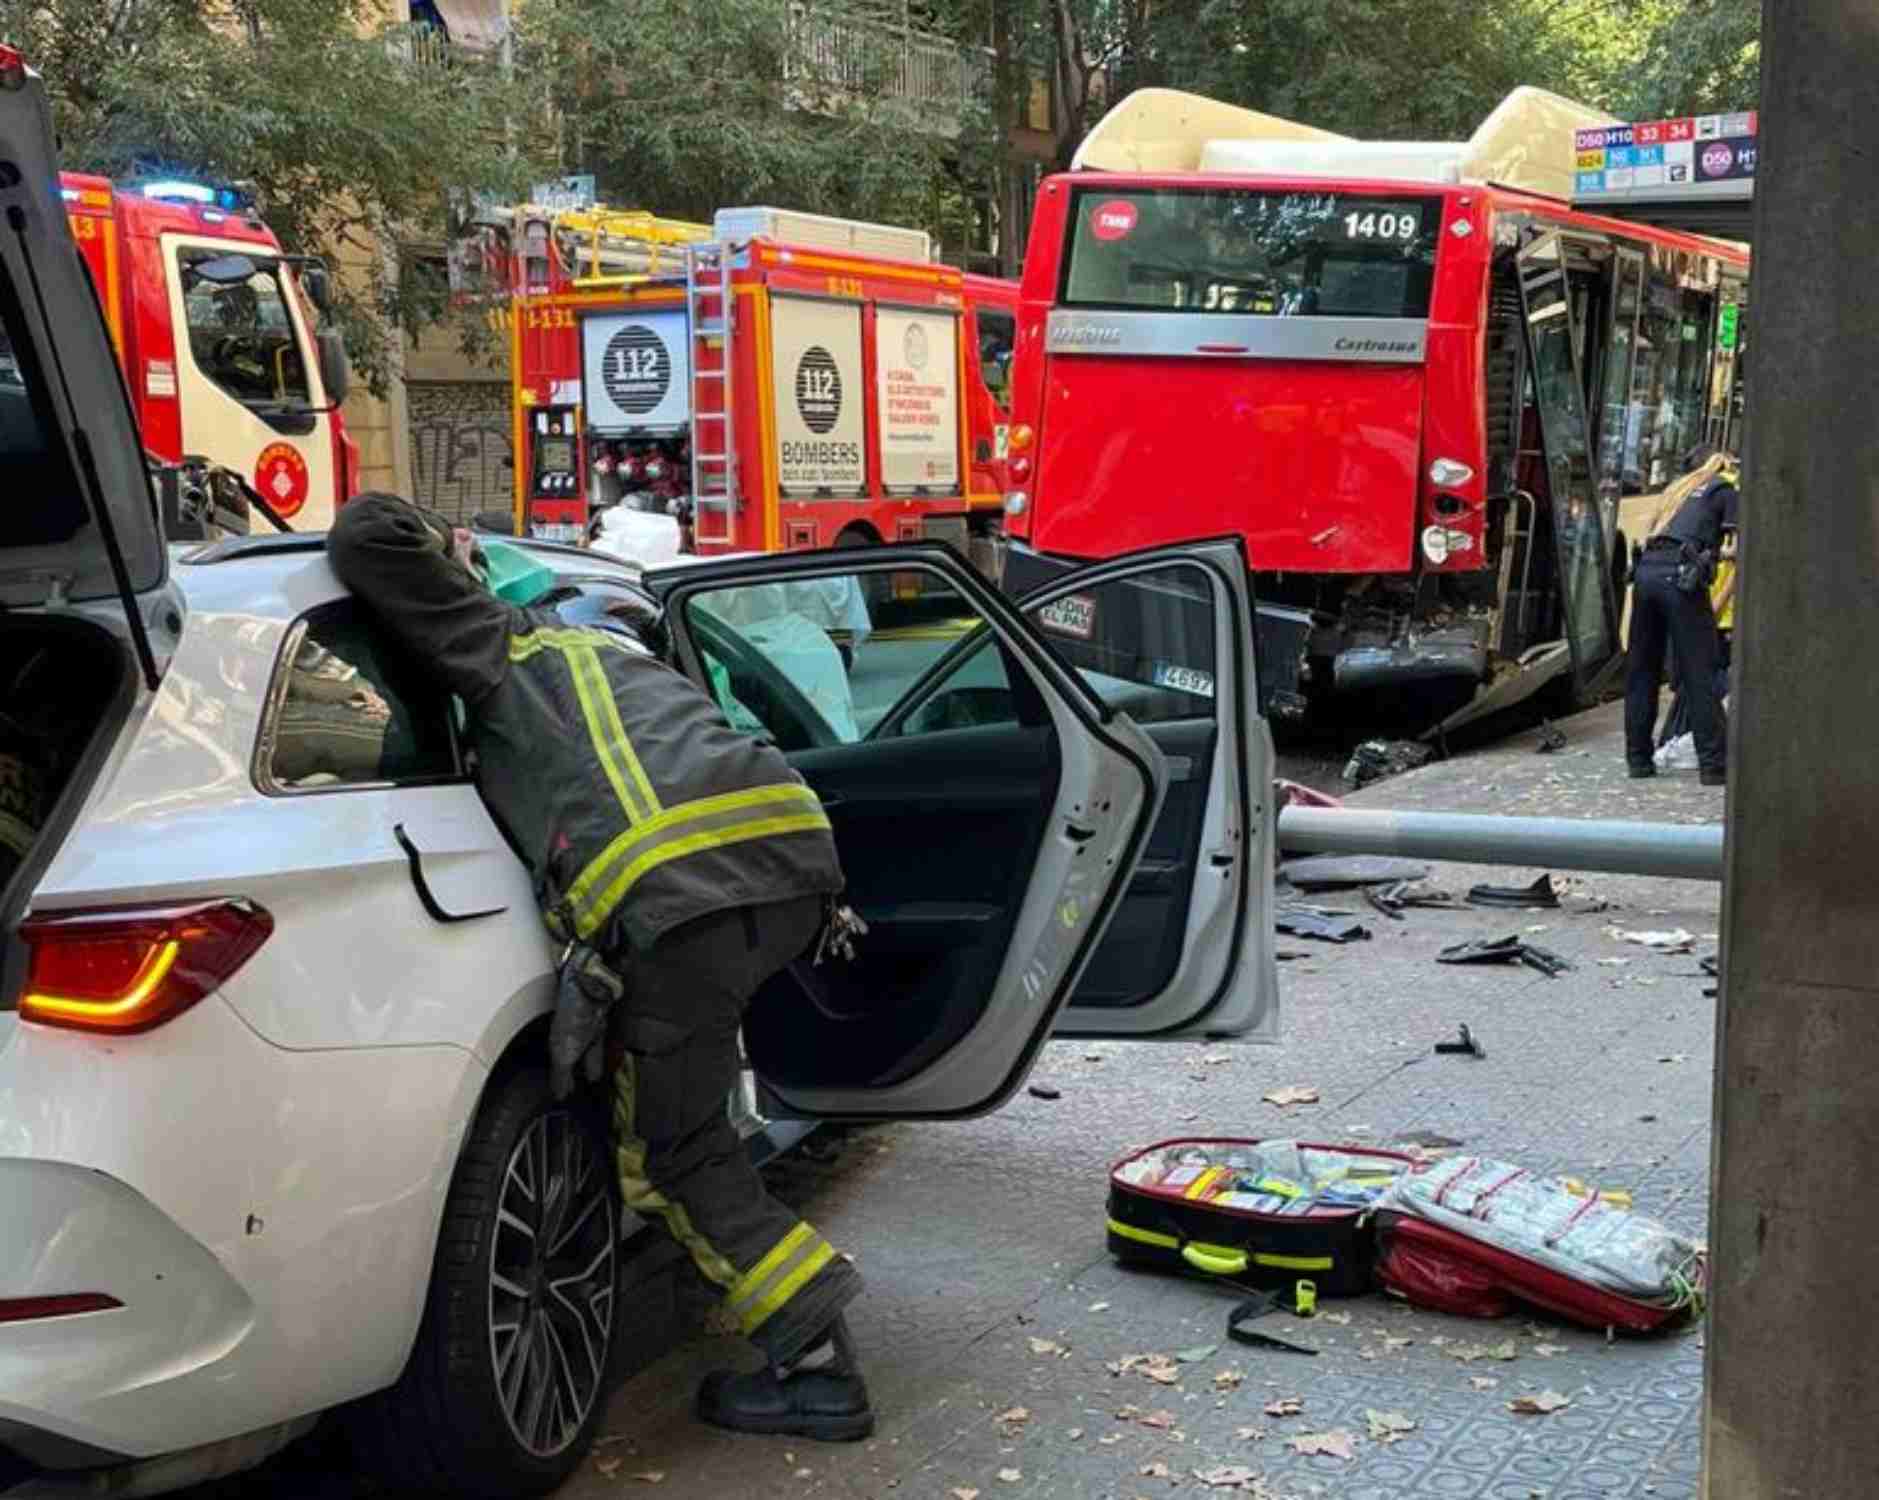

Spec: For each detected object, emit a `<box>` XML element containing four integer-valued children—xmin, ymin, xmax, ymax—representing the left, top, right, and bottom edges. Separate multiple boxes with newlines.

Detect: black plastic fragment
<box><xmin>1467</xmin><ymin>874</ymin><xmax>1561</xmax><ymax>909</ymax></box>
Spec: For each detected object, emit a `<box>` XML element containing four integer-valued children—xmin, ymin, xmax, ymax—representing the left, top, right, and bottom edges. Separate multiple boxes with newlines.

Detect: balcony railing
<box><xmin>784</xmin><ymin>5</ymin><xmax>992</xmax><ymax>136</ymax></box>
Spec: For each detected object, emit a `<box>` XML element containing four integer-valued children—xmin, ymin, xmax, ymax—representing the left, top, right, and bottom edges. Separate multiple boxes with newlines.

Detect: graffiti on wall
<box><xmin>407</xmin><ymin>382</ymin><xmax>514</xmax><ymax>525</ymax></box>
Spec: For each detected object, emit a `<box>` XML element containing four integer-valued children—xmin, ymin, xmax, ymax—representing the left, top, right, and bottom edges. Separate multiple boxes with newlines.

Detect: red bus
<box><xmin>62</xmin><ymin>173</ymin><xmax>356</xmax><ymax>528</ymax></box>
<box><xmin>999</xmin><ymin>88</ymin><xmax>1750</xmax><ymax>730</ymax></box>
<box><xmin>497</xmin><ymin>201</ymin><xmax>1017</xmax><ymax>568</ymax></box>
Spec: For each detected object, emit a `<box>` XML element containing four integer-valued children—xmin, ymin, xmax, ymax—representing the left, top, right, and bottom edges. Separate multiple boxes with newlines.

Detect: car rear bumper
<box><xmin>0</xmin><ymin>1159</ymin><xmax>254</xmax><ymax>1466</ymax></box>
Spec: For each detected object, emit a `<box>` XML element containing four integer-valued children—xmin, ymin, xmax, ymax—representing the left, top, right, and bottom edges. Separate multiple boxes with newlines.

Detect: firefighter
<box><xmin>1625</xmin><ymin>444</ymin><xmax>1739</xmax><ymax>786</ymax></box>
<box><xmin>327</xmin><ymin>494</ymin><xmax>873</xmax><ymax>1442</ymax></box>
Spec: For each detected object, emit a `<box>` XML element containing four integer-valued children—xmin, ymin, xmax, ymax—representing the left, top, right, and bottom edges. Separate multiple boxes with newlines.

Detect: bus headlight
<box><xmin>1428</xmin><ymin>457</ymin><xmax>1474</xmax><ymax>487</ymax></box>
<box><xmin>1421</xmin><ymin>525</ymin><xmax>1451</xmax><ymax>565</ymax></box>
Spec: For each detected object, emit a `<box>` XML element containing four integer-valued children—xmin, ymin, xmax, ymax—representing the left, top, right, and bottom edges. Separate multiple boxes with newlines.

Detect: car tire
<box><xmin>348</xmin><ymin>1065</ymin><xmax>619</xmax><ymax>1498</ymax></box>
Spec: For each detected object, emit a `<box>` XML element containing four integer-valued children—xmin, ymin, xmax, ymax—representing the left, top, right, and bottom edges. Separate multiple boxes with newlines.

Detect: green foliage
<box><xmin>2</xmin><ymin>0</ymin><xmax>536</xmax><ymax>395</ymax></box>
<box><xmin>516</xmin><ymin>0</ymin><xmax>987</xmax><ymax>237</ymax></box>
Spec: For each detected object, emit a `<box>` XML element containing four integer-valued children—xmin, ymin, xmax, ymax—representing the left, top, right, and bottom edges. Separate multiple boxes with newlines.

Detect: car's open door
<box><xmin>647</xmin><ymin>536</ymin><xmax>1271</xmax><ymax>1122</ymax></box>
<box><xmin>1015</xmin><ymin>539</ymin><xmax>1277</xmax><ymax>1040</ymax></box>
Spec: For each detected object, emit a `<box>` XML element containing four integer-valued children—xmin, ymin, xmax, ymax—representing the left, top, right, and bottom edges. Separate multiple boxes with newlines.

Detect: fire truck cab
<box><xmin>501</xmin><ymin>202</ymin><xmax>1013</xmax><ymax>568</ymax></box>
<box><xmin>61</xmin><ymin>173</ymin><xmax>356</xmax><ymax>530</ymax></box>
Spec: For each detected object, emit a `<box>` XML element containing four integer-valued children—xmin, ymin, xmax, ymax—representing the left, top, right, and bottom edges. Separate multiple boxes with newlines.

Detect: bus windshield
<box><xmin>1061</xmin><ymin>187</ymin><xmax>1441</xmax><ymax>318</ymax></box>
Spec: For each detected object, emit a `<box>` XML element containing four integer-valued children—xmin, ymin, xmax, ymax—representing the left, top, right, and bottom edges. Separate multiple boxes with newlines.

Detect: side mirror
<box><xmin>299</xmin><ymin>263</ymin><xmax>333</xmax><ymax>316</ymax></box>
<box><xmin>317</xmin><ymin>328</ymin><xmax>350</xmax><ymax>407</ymax></box>
<box><xmin>191</xmin><ymin>253</ymin><xmax>258</xmax><ymax>286</ymax></box>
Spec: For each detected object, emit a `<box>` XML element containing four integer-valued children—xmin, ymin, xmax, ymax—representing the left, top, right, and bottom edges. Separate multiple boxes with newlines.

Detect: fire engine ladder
<box><xmin>686</xmin><ymin>241</ymin><xmax>738</xmax><ymax>546</ymax></box>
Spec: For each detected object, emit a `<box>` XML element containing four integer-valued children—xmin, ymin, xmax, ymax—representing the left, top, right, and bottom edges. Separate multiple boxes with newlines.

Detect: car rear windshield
<box><xmin>1061</xmin><ymin>187</ymin><xmax>1442</xmax><ymax>318</ymax></box>
<box><xmin>0</xmin><ymin>260</ymin><xmax>87</xmax><ymax>550</ymax></box>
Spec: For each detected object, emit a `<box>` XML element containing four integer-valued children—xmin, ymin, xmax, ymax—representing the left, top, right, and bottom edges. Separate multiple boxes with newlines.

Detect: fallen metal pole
<box><xmin>1276</xmin><ymin>805</ymin><xmax>1724</xmax><ymax>883</ymax></box>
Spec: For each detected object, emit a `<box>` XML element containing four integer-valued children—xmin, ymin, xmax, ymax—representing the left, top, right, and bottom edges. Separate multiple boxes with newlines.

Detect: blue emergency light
<box><xmin>135</xmin><ymin>177</ymin><xmax>250</xmax><ymax>212</ymax></box>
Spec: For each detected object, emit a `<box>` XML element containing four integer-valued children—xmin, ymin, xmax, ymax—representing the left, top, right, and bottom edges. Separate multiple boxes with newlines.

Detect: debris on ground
<box><xmin>1278</xmin><ymin>854</ymin><xmax>1431</xmax><ymax>890</ymax></box>
<box><xmin>996</xmin><ymin>1467</ymin><xmax>1023</xmax><ymax>1484</ymax></box>
<box><xmin>1213</xmin><ymin>1367</ymin><xmax>1245</xmax><ymax>1390</ymax></box>
<box><xmin>1467</xmin><ymin>874</ymin><xmax>1561</xmax><ymax>909</ymax></box>
<box><xmin>1369</xmin><ymin>879</ymin><xmax>1462</xmax><ymax>916</ymax></box>
<box><xmin>1447</xmin><ymin>1339</ymin><xmax>1520</xmax><ymax>1363</ymax></box>
<box><xmin>1276</xmin><ymin>906</ymin><xmax>1371</xmax><ymax>943</ymax></box>
<box><xmin>1434</xmin><ymin>1024</ymin><xmax>1486</xmax><ymax>1059</ymax></box>
<box><xmin>1362</xmin><ymin>885</ymin><xmax>1405</xmax><ymax>921</ymax></box>
<box><xmin>1343</xmin><ymin>737</ymin><xmax>1435</xmax><ymax>788</ymax></box>
<box><xmin>995</xmin><ymin>1406</ymin><xmax>1030</xmax><ymax>1429</ymax></box>
<box><xmin>1535</xmin><ymin>720</ymin><xmax>1568</xmax><ymax>754</ymax></box>
<box><xmin>1287</xmin><ymin>1429</ymin><xmax>1359</xmax><ymax>1460</ymax></box>
<box><xmin>1436</xmin><ymin>934</ymin><xmax>1574</xmax><ymax>976</ymax></box>
<box><xmin>1396</xmin><ymin>1129</ymin><xmax>1465</xmax><ymax>1150</ymax></box>
<box><xmin>1026</xmin><ymin>1083</ymin><xmax>1061</xmax><ymax>1101</ymax></box>
<box><xmin>1508</xmin><ymin>1390</ymin><xmax>1573</xmax><ymax>1415</ymax></box>
<box><xmin>1609</xmin><ymin>926</ymin><xmax>1696</xmax><ymax>953</ymax></box>
<box><xmin>1365</xmin><ymin>1410</ymin><xmax>1418</xmax><ymax>1444</ymax></box>
<box><xmin>1262</xmin><ymin>1085</ymin><xmax>1321</xmax><ymax>1108</ymax></box>
<box><xmin>1264</xmin><ymin>1397</ymin><xmax>1304</xmax><ymax>1417</ymax></box>
<box><xmin>1194</xmin><ymin>1465</ymin><xmax>1262</xmax><ymax>1488</ymax></box>
<box><xmin>1027</xmin><ymin>1337</ymin><xmax>1070</xmax><ymax>1357</ymax></box>
<box><xmin>1109</xmin><ymin>1353</ymin><xmax>1183</xmax><ymax>1385</ymax></box>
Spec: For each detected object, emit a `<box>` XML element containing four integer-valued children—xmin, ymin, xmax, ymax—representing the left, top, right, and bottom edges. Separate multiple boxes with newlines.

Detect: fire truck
<box><xmin>61</xmin><ymin>173</ymin><xmax>356</xmax><ymax>529</ymax></box>
<box><xmin>1000</xmin><ymin>87</ymin><xmax>1750</xmax><ymax>733</ymax></box>
<box><xmin>498</xmin><ymin>201</ymin><xmax>1015</xmax><ymax>563</ymax></box>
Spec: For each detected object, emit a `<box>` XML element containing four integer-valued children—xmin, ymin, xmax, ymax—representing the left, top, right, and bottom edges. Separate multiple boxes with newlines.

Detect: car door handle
<box><xmin>394</xmin><ymin>823</ymin><xmax>508</xmax><ymax>924</ymax></box>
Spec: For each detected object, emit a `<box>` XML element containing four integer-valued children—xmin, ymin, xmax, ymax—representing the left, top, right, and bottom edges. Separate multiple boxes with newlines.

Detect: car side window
<box><xmin>680</xmin><ymin>569</ymin><xmax>1029</xmax><ymax>748</ymax></box>
<box><xmin>1027</xmin><ymin>565</ymin><xmax>1217</xmax><ymax>724</ymax></box>
<box><xmin>262</xmin><ymin>602</ymin><xmax>460</xmax><ymax>790</ymax></box>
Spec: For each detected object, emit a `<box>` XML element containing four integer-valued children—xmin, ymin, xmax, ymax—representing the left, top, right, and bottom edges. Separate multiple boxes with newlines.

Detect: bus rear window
<box><xmin>1062</xmin><ymin>188</ymin><xmax>1441</xmax><ymax>318</ymax></box>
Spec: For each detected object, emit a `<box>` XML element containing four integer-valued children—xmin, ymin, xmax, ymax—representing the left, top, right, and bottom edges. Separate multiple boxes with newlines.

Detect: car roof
<box><xmin>167</xmin><ymin>530</ymin><xmax>653</xmax><ymax>618</ymax></box>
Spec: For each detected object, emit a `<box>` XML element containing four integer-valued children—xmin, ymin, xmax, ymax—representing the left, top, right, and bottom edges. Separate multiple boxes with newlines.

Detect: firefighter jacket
<box><xmin>327</xmin><ymin>494</ymin><xmax>844</xmax><ymax>952</ymax></box>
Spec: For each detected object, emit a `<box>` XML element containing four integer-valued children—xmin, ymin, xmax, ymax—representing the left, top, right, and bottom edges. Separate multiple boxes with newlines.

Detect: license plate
<box><xmin>1152</xmin><ymin>661</ymin><xmax>1215</xmax><ymax>698</ymax></box>
<box><xmin>1036</xmin><ymin>593</ymin><xmax>1096</xmax><ymax>640</ymax></box>
<box><xmin>531</xmin><ymin>522</ymin><xmax>582</xmax><ymax>544</ymax></box>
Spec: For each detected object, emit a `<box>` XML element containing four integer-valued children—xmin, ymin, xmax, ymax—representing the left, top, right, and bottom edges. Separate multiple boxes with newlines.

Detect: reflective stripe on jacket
<box><xmin>328</xmin><ymin>494</ymin><xmax>844</xmax><ymax>952</ymax></box>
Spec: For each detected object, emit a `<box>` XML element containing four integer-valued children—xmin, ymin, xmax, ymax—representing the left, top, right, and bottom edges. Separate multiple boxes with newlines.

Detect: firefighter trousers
<box><xmin>605</xmin><ymin>893</ymin><xmax>862</xmax><ymax>1367</ymax></box>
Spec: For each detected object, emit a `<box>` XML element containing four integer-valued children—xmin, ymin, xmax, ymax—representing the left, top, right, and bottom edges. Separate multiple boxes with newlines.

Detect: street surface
<box><xmin>203</xmin><ymin>701</ymin><xmax>1723</xmax><ymax>1500</ymax></box>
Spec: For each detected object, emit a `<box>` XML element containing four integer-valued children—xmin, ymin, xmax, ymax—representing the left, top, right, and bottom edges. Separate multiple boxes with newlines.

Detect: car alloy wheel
<box><xmin>490</xmin><ymin>1106</ymin><xmax>617</xmax><ymax>1458</ymax></box>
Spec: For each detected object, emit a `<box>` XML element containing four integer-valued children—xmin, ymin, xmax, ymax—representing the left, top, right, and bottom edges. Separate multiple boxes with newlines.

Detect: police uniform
<box><xmin>1625</xmin><ymin>471</ymin><xmax>1739</xmax><ymax>780</ymax></box>
<box><xmin>328</xmin><ymin>495</ymin><xmax>868</xmax><ymax>1435</ymax></box>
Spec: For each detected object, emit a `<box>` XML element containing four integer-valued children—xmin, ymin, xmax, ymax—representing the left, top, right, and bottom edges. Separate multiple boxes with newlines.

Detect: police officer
<box><xmin>1625</xmin><ymin>444</ymin><xmax>1739</xmax><ymax>786</ymax></box>
<box><xmin>328</xmin><ymin>495</ymin><xmax>873</xmax><ymax>1442</ymax></box>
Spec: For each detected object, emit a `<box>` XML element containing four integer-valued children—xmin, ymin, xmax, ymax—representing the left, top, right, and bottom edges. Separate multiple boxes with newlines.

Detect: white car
<box><xmin>0</xmin><ymin>51</ymin><xmax>1278</xmax><ymax>1500</ymax></box>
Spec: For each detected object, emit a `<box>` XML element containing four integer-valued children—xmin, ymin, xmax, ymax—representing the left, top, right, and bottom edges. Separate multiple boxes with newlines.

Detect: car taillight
<box><xmin>18</xmin><ymin>900</ymin><xmax>273</xmax><ymax>1034</ymax></box>
<box><xmin>0</xmin><ymin>1294</ymin><xmax>122</xmax><ymax>1324</ymax></box>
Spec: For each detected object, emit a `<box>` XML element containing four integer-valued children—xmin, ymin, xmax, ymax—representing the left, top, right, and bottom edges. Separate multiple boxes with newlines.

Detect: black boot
<box><xmin>697</xmin><ymin>1315</ymin><xmax>874</xmax><ymax>1441</ymax></box>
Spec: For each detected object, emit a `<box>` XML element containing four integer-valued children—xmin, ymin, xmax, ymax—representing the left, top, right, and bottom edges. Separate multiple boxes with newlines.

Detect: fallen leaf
<box><xmin>1508</xmin><ymin>1390</ymin><xmax>1572</xmax><ymax>1416</ymax></box>
<box><xmin>1175</xmin><ymin>1344</ymin><xmax>1219</xmax><ymax>1363</ymax></box>
<box><xmin>1470</xmin><ymin>1376</ymin><xmax>1499</xmax><ymax>1390</ymax></box>
<box><xmin>1264</xmin><ymin>1397</ymin><xmax>1304</xmax><ymax>1417</ymax></box>
<box><xmin>629</xmin><ymin>1474</ymin><xmax>665</xmax><ymax>1487</ymax></box>
<box><xmin>1195</xmin><ymin>1465</ymin><xmax>1260</xmax><ymax>1487</ymax></box>
<box><xmin>1449</xmin><ymin>1339</ymin><xmax>1519</xmax><ymax>1363</ymax></box>
<box><xmin>1213</xmin><ymin>1367</ymin><xmax>1245</xmax><ymax>1390</ymax></box>
<box><xmin>1288</xmin><ymin>1429</ymin><xmax>1358</xmax><ymax>1460</ymax></box>
<box><xmin>1114</xmin><ymin>1404</ymin><xmax>1142</xmax><ymax>1420</ymax></box>
<box><xmin>1382</xmin><ymin>1335</ymin><xmax>1414</xmax><ymax>1349</ymax></box>
<box><xmin>1609</xmin><ymin>926</ymin><xmax>1695</xmax><ymax>953</ymax></box>
<box><xmin>1140</xmin><ymin>1461</ymin><xmax>1173</xmax><ymax>1479</ymax></box>
<box><xmin>1139</xmin><ymin>1355</ymin><xmax>1182</xmax><ymax>1385</ymax></box>
<box><xmin>1028</xmin><ymin>1337</ymin><xmax>1068</xmax><ymax>1357</ymax></box>
<box><xmin>595</xmin><ymin>1457</ymin><xmax>623</xmax><ymax>1478</ymax></box>
<box><xmin>1263</xmin><ymin>1085</ymin><xmax>1320</xmax><ymax>1108</ymax></box>
<box><xmin>997</xmin><ymin>1468</ymin><xmax>1023</xmax><ymax>1485</ymax></box>
<box><xmin>1139</xmin><ymin>1409</ymin><xmax>1178</xmax><ymax>1430</ymax></box>
<box><xmin>1319</xmin><ymin>1311</ymin><xmax>1351</xmax><ymax>1326</ymax></box>
<box><xmin>1202</xmin><ymin>1052</ymin><xmax>1233</xmax><ymax>1066</ymax></box>
<box><xmin>794</xmin><ymin>1469</ymin><xmax>813</xmax><ymax>1480</ymax></box>
<box><xmin>996</xmin><ymin>1407</ymin><xmax>1031</xmax><ymax>1427</ymax></box>
<box><xmin>1089</xmin><ymin>1301</ymin><xmax>1111</xmax><ymax>1313</ymax></box>
<box><xmin>1098</xmin><ymin>1434</ymin><xmax>1122</xmax><ymax>1445</ymax></box>
<box><xmin>1067</xmin><ymin>1427</ymin><xmax>1084</xmax><ymax>1440</ymax></box>
<box><xmin>951</xmin><ymin>1489</ymin><xmax>980</xmax><ymax>1500</ymax></box>
<box><xmin>1235</xmin><ymin>1425</ymin><xmax>1265</xmax><ymax>1441</ymax></box>
<box><xmin>1596</xmin><ymin>957</ymin><xmax>1630</xmax><ymax>967</ymax></box>
<box><xmin>1533</xmin><ymin>1343</ymin><xmax>1569</xmax><ymax>1357</ymax></box>
<box><xmin>1365</xmin><ymin>1410</ymin><xmax>1417</xmax><ymax>1444</ymax></box>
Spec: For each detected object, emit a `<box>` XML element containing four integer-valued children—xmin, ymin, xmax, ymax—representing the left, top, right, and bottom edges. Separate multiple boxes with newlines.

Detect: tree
<box><xmin>1</xmin><ymin>0</ymin><xmax>537</xmax><ymax>394</ymax></box>
<box><xmin>514</xmin><ymin>0</ymin><xmax>985</xmax><ymax>235</ymax></box>
<box><xmin>1621</xmin><ymin>0</ymin><xmax>1759</xmax><ymax>116</ymax></box>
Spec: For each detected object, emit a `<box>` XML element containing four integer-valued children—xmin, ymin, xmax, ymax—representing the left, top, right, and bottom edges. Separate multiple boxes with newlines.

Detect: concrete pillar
<box><xmin>1704</xmin><ymin>4</ymin><xmax>1879</xmax><ymax>1495</ymax></box>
